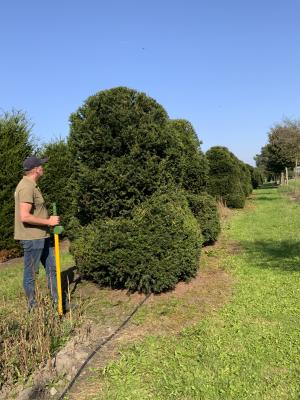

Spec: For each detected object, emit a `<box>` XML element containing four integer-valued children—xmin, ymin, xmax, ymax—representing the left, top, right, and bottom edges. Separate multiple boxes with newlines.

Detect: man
<box><xmin>14</xmin><ymin>155</ymin><xmax>60</xmax><ymax>309</ymax></box>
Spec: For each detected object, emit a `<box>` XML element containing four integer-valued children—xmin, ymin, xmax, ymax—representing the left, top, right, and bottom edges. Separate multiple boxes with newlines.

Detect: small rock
<box><xmin>55</xmin><ymin>350</ymin><xmax>74</xmax><ymax>375</ymax></box>
<box><xmin>50</xmin><ymin>387</ymin><xmax>57</xmax><ymax>396</ymax></box>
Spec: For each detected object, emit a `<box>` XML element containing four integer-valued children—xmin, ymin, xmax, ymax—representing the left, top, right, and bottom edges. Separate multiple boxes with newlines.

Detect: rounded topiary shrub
<box><xmin>68</xmin><ymin>87</ymin><xmax>175</xmax><ymax>225</ymax></box>
<box><xmin>68</xmin><ymin>88</ymin><xmax>210</xmax><ymax>227</ymax></box>
<box><xmin>238</xmin><ymin>161</ymin><xmax>252</xmax><ymax>197</ymax></box>
<box><xmin>167</xmin><ymin>119</ymin><xmax>209</xmax><ymax>193</ymax></box>
<box><xmin>246</xmin><ymin>164</ymin><xmax>264</xmax><ymax>189</ymax></box>
<box><xmin>225</xmin><ymin>191</ymin><xmax>246</xmax><ymax>208</ymax></box>
<box><xmin>186</xmin><ymin>192</ymin><xmax>220</xmax><ymax>245</ymax></box>
<box><xmin>206</xmin><ymin>146</ymin><xmax>246</xmax><ymax>209</ymax></box>
<box><xmin>251</xmin><ymin>168</ymin><xmax>264</xmax><ymax>188</ymax></box>
<box><xmin>70</xmin><ymin>191</ymin><xmax>202</xmax><ymax>294</ymax></box>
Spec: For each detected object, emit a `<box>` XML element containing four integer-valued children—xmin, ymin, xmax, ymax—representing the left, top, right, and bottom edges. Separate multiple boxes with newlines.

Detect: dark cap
<box><xmin>23</xmin><ymin>156</ymin><xmax>48</xmax><ymax>171</ymax></box>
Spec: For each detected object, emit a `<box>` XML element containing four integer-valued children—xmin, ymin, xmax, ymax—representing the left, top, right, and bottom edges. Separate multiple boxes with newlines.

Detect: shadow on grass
<box><xmin>258</xmin><ymin>183</ymin><xmax>279</xmax><ymax>189</ymax></box>
<box><xmin>253</xmin><ymin>195</ymin><xmax>279</xmax><ymax>201</ymax></box>
<box><xmin>239</xmin><ymin>240</ymin><xmax>300</xmax><ymax>272</ymax></box>
<box><xmin>253</xmin><ymin>188</ymin><xmax>282</xmax><ymax>202</ymax></box>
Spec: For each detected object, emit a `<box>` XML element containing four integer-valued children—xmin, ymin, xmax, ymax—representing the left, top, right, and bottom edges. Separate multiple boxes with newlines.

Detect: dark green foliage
<box><xmin>68</xmin><ymin>87</ymin><xmax>179</xmax><ymax>225</ymax></box>
<box><xmin>246</xmin><ymin>164</ymin><xmax>264</xmax><ymax>189</ymax></box>
<box><xmin>251</xmin><ymin>168</ymin><xmax>264</xmax><ymax>188</ymax></box>
<box><xmin>69</xmin><ymin>87</ymin><xmax>169</xmax><ymax>168</ymax></box>
<box><xmin>186</xmin><ymin>192</ymin><xmax>220</xmax><ymax>245</ymax></box>
<box><xmin>238</xmin><ymin>161</ymin><xmax>252</xmax><ymax>197</ymax></box>
<box><xmin>68</xmin><ymin>88</ymin><xmax>209</xmax><ymax>226</ymax></box>
<box><xmin>0</xmin><ymin>112</ymin><xmax>32</xmax><ymax>250</ymax></box>
<box><xmin>70</xmin><ymin>191</ymin><xmax>202</xmax><ymax>294</ymax></box>
<box><xmin>39</xmin><ymin>139</ymin><xmax>74</xmax><ymax>230</ymax></box>
<box><xmin>70</xmin><ymin>154</ymin><xmax>172</xmax><ymax>223</ymax></box>
<box><xmin>167</xmin><ymin>119</ymin><xmax>209</xmax><ymax>193</ymax></box>
<box><xmin>206</xmin><ymin>146</ymin><xmax>246</xmax><ymax>208</ymax></box>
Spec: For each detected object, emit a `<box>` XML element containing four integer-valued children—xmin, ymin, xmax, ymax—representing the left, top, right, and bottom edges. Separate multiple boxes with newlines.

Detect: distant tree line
<box><xmin>0</xmin><ymin>87</ymin><xmax>257</xmax><ymax>293</ymax></box>
<box><xmin>255</xmin><ymin>119</ymin><xmax>300</xmax><ymax>182</ymax></box>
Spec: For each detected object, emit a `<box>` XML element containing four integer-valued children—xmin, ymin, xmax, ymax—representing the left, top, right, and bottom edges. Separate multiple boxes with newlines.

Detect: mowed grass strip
<box><xmin>92</xmin><ymin>186</ymin><xmax>300</xmax><ymax>400</ymax></box>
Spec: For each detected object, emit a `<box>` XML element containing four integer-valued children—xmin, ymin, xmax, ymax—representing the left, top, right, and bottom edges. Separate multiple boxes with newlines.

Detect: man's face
<box><xmin>35</xmin><ymin>165</ymin><xmax>44</xmax><ymax>178</ymax></box>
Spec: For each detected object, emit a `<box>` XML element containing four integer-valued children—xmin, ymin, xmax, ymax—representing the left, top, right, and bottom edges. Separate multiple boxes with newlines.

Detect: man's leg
<box><xmin>41</xmin><ymin>237</ymin><xmax>58</xmax><ymax>304</ymax></box>
<box><xmin>21</xmin><ymin>239</ymin><xmax>44</xmax><ymax>309</ymax></box>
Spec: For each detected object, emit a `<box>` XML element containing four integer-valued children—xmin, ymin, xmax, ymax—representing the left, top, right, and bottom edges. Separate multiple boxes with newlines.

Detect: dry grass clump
<box><xmin>217</xmin><ymin>199</ymin><xmax>233</xmax><ymax>220</ymax></box>
<box><xmin>0</xmin><ymin>286</ymin><xmax>77</xmax><ymax>390</ymax></box>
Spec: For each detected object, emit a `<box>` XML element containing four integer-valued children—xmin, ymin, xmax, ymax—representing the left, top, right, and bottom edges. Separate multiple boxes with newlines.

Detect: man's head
<box><xmin>23</xmin><ymin>156</ymin><xmax>48</xmax><ymax>179</ymax></box>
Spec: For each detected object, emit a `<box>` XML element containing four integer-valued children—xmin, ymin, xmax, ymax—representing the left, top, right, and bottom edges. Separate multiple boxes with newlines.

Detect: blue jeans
<box><xmin>20</xmin><ymin>238</ymin><xmax>58</xmax><ymax>308</ymax></box>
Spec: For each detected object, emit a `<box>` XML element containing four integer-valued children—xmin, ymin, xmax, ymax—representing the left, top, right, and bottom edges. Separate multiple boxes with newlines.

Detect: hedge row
<box><xmin>1</xmin><ymin>87</ymin><xmax>256</xmax><ymax>293</ymax></box>
<box><xmin>206</xmin><ymin>146</ymin><xmax>252</xmax><ymax>208</ymax></box>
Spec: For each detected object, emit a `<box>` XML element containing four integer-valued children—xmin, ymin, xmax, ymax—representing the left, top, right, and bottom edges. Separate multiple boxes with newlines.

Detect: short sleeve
<box><xmin>18</xmin><ymin>186</ymin><xmax>34</xmax><ymax>204</ymax></box>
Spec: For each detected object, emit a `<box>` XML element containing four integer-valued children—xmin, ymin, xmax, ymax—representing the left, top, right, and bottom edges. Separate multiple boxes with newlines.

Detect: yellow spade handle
<box><xmin>54</xmin><ymin>233</ymin><xmax>63</xmax><ymax>316</ymax></box>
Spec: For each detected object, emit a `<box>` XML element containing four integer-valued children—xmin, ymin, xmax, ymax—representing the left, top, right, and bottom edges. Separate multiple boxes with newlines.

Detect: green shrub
<box><xmin>186</xmin><ymin>192</ymin><xmax>220</xmax><ymax>244</ymax></box>
<box><xmin>225</xmin><ymin>191</ymin><xmax>246</xmax><ymax>208</ymax></box>
<box><xmin>39</xmin><ymin>139</ymin><xmax>74</xmax><ymax>229</ymax></box>
<box><xmin>68</xmin><ymin>88</ymin><xmax>208</xmax><ymax>226</ymax></box>
<box><xmin>70</xmin><ymin>191</ymin><xmax>202</xmax><ymax>294</ymax></box>
<box><xmin>238</xmin><ymin>161</ymin><xmax>252</xmax><ymax>197</ymax></box>
<box><xmin>0</xmin><ymin>112</ymin><xmax>33</xmax><ymax>251</ymax></box>
<box><xmin>246</xmin><ymin>164</ymin><xmax>264</xmax><ymax>189</ymax></box>
<box><xmin>68</xmin><ymin>87</ymin><xmax>175</xmax><ymax>224</ymax></box>
<box><xmin>252</xmin><ymin>168</ymin><xmax>264</xmax><ymax>188</ymax></box>
<box><xmin>206</xmin><ymin>146</ymin><xmax>246</xmax><ymax>209</ymax></box>
<box><xmin>167</xmin><ymin>119</ymin><xmax>208</xmax><ymax>193</ymax></box>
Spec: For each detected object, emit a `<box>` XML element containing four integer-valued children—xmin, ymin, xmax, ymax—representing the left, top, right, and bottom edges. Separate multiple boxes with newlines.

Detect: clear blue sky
<box><xmin>2</xmin><ymin>0</ymin><xmax>300</xmax><ymax>165</ymax></box>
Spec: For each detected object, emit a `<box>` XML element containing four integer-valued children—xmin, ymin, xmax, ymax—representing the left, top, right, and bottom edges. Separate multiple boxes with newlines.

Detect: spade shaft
<box><xmin>53</xmin><ymin>203</ymin><xmax>63</xmax><ymax>316</ymax></box>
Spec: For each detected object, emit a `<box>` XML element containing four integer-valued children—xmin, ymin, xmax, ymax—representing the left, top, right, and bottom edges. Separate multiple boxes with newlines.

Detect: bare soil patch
<box><xmin>0</xmin><ymin>248</ymin><xmax>21</xmax><ymax>263</ymax></box>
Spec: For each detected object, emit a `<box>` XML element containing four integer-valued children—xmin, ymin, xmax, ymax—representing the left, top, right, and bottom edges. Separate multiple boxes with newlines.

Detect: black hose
<box><xmin>58</xmin><ymin>293</ymin><xmax>151</xmax><ymax>400</ymax></box>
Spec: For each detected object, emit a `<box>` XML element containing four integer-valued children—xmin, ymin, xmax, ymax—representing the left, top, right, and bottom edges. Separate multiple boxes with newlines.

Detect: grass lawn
<box><xmin>89</xmin><ymin>185</ymin><xmax>300</xmax><ymax>399</ymax></box>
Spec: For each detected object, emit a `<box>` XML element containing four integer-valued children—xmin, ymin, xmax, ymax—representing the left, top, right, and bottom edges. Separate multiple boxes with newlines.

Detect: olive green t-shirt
<box><xmin>14</xmin><ymin>176</ymin><xmax>50</xmax><ymax>240</ymax></box>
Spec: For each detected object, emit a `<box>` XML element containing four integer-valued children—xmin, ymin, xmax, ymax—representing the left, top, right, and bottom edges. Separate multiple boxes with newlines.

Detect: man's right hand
<box><xmin>48</xmin><ymin>216</ymin><xmax>60</xmax><ymax>226</ymax></box>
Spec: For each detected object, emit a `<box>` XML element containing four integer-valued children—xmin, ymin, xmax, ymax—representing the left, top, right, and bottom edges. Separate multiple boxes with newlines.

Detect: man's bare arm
<box><xmin>20</xmin><ymin>202</ymin><xmax>60</xmax><ymax>226</ymax></box>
